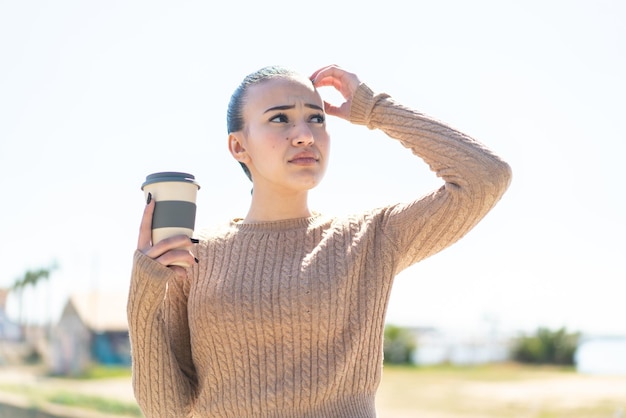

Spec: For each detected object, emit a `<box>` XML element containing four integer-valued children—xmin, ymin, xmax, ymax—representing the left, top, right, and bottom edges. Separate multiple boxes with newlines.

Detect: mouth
<box><xmin>288</xmin><ymin>153</ymin><xmax>319</xmax><ymax>165</ymax></box>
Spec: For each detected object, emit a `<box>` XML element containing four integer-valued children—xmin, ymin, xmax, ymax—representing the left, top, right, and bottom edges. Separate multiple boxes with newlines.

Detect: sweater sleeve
<box><xmin>349</xmin><ymin>83</ymin><xmax>512</xmax><ymax>273</ymax></box>
<box><xmin>127</xmin><ymin>250</ymin><xmax>197</xmax><ymax>417</ymax></box>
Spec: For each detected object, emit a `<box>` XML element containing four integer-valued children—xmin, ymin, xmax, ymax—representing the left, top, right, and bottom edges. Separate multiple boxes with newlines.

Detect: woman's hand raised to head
<box><xmin>310</xmin><ymin>65</ymin><xmax>361</xmax><ymax>121</ymax></box>
<box><xmin>137</xmin><ymin>196</ymin><xmax>197</xmax><ymax>279</ymax></box>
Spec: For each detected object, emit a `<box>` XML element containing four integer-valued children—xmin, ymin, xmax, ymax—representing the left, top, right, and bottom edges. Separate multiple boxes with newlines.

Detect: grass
<box><xmin>1</xmin><ymin>363</ymin><xmax>624</xmax><ymax>417</ymax></box>
<box><xmin>376</xmin><ymin>363</ymin><xmax>625</xmax><ymax>418</ymax></box>
<box><xmin>0</xmin><ymin>381</ymin><xmax>142</xmax><ymax>417</ymax></box>
<box><xmin>48</xmin><ymin>391</ymin><xmax>142</xmax><ymax>416</ymax></box>
<box><xmin>50</xmin><ymin>364</ymin><xmax>134</xmax><ymax>380</ymax></box>
<box><xmin>0</xmin><ymin>364</ymin><xmax>139</xmax><ymax>416</ymax></box>
<box><xmin>391</xmin><ymin>361</ymin><xmax>577</xmax><ymax>381</ymax></box>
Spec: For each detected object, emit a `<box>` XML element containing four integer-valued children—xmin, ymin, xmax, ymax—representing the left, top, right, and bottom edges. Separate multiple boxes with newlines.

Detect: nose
<box><xmin>291</xmin><ymin>122</ymin><xmax>315</xmax><ymax>147</ymax></box>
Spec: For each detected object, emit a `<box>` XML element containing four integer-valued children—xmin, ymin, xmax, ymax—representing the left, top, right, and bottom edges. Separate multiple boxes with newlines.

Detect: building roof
<box><xmin>65</xmin><ymin>292</ymin><xmax>129</xmax><ymax>332</ymax></box>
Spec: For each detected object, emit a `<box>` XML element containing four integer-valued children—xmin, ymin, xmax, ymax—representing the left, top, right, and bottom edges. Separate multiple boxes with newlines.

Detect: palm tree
<box><xmin>11</xmin><ymin>263</ymin><xmax>58</xmax><ymax>339</ymax></box>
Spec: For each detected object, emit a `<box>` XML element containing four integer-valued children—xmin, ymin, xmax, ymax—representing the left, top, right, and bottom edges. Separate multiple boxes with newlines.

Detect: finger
<box><xmin>312</xmin><ymin>66</ymin><xmax>354</xmax><ymax>89</ymax></box>
<box><xmin>310</xmin><ymin>64</ymin><xmax>342</xmax><ymax>83</ymax></box>
<box><xmin>323</xmin><ymin>100</ymin><xmax>351</xmax><ymax>120</ymax></box>
<box><xmin>314</xmin><ymin>73</ymin><xmax>360</xmax><ymax>103</ymax></box>
<box><xmin>154</xmin><ymin>248</ymin><xmax>197</xmax><ymax>269</ymax></box>
<box><xmin>313</xmin><ymin>73</ymin><xmax>344</xmax><ymax>90</ymax></box>
<box><xmin>137</xmin><ymin>195</ymin><xmax>155</xmax><ymax>250</ymax></box>
<box><xmin>323</xmin><ymin>101</ymin><xmax>340</xmax><ymax>116</ymax></box>
<box><xmin>145</xmin><ymin>234</ymin><xmax>195</xmax><ymax>259</ymax></box>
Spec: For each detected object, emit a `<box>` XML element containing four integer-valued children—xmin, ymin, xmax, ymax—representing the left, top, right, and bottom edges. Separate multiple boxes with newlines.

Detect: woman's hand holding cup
<box><xmin>137</xmin><ymin>195</ymin><xmax>198</xmax><ymax>279</ymax></box>
<box><xmin>138</xmin><ymin>172</ymin><xmax>201</xmax><ymax>279</ymax></box>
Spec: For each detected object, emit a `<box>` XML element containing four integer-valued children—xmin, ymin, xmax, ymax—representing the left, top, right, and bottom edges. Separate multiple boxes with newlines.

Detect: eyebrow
<box><xmin>264</xmin><ymin>103</ymin><xmax>324</xmax><ymax>113</ymax></box>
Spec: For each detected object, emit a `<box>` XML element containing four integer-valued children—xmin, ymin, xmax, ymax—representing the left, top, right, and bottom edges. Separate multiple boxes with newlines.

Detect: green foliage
<box><xmin>49</xmin><ymin>392</ymin><xmax>143</xmax><ymax>416</ymax></box>
<box><xmin>11</xmin><ymin>262</ymin><xmax>58</xmax><ymax>290</ymax></box>
<box><xmin>0</xmin><ymin>384</ymin><xmax>142</xmax><ymax>417</ymax></box>
<box><xmin>10</xmin><ymin>262</ymin><xmax>59</xmax><ymax>332</ymax></box>
<box><xmin>384</xmin><ymin>324</ymin><xmax>417</xmax><ymax>364</ymax></box>
<box><xmin>511</xmin><ymin>327</ymin><xmax>580</xmax><ymax>365</ymax></box>
<box><xmin>73</xmin><ymin>365</ymin><xmax>133</xmax><ymax>380</ymax></box>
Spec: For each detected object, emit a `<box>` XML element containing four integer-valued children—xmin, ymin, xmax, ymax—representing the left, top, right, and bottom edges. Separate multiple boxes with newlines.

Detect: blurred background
<box><xmin>0</xmin><ymin>0</ymin><xmax>625</xmax><ymax>415</ymax></box>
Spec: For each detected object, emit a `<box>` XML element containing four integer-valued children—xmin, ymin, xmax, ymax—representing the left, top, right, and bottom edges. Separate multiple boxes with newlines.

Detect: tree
<box><xmin>383</xmin><ymin>324</ymin><xmax>417</xmax><ymax>364</ymax></box>
<box><xmin>11</xmin><ymin>263</ymin><xmax>58</xmax><ymax>337</ymax></box>
<box><xmin>511</xmin><ymin>326</ymin><xmax>580</xmax><ymax>365</ymax></box>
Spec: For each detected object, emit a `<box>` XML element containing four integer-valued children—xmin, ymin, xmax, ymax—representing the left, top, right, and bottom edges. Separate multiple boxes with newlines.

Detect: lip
<box><xmin>288</xmin><ymin>152</ymin><xmax>319</xmax><ymax>164</ymax></box>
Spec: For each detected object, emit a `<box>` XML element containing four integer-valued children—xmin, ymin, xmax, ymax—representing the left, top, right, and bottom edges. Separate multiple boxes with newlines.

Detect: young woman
<box><xmin>128</xmin><ymin>64</ymin><xmax>511</xmax><ymax>417</ymax></box>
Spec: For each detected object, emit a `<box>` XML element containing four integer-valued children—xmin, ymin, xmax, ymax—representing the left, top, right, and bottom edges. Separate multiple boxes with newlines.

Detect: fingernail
<box><xmin>190</xmin><ymin>238</ymin><xmax>200</xmax><ymax>244</ymax></box>
<box><xmin>194</xmin><ymin>257</ymin><xmax>199</xmax><ymax>264</ymax></box>
<box><xmin>146</xmin><ymin>193</ymin><xmax>152</xmax><ymax>204</ymax></box>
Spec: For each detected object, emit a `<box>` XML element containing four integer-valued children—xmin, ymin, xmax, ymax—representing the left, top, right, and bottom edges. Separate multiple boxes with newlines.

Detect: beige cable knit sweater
<box><xmin>127</xmin><ymin>83</ymin><xmax>511</xmax><ymax>417</ymax></box>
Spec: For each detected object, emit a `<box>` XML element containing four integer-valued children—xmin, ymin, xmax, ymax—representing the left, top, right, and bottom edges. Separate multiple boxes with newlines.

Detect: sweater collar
<box><xmin>230</xmin><ymin>213</ymin><xmax>328</xmax><ymax>233</ymax></box>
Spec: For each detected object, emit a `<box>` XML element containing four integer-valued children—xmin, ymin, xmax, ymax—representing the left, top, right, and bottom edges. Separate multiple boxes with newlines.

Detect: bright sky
<box><xmin>1</xmin><ymin>1</ymin><xmax>624</xmax><ymax>337</ymax></box>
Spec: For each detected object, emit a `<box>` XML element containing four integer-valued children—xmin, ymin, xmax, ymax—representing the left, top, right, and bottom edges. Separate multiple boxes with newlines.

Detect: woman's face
<box><xmin>230</xmin><ymin>76</ymin><xmax>330</xmax><ymax>194</ymax></box>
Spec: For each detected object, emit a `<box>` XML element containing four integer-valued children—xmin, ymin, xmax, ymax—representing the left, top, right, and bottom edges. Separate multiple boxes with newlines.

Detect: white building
<box><xmin>49</xmin><ymin>292</ymin><xmax>130</xmax><ymax>375</ymax></box>
<box><xmin>0</xmin><ymin>288</ymin><xmax>21</xmax><ymax>341</ymax></box>
<box><xmin>409</xmin><ymin>327</ymin><xmax>510</xmax><ymax>366</ymax></box>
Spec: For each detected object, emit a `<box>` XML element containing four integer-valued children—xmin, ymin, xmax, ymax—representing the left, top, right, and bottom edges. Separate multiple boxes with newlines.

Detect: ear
<box><xmin>228</xmin><ymin>132</ymin><xmax>249</xmax><ymax>163</ymax></box>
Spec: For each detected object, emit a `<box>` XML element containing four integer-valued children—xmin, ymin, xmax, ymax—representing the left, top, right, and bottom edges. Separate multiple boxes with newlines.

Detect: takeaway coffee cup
<box><xmin>141</xmin><ymin>172</ymin><xmax>201</xmax><ymax>245</ymax></box>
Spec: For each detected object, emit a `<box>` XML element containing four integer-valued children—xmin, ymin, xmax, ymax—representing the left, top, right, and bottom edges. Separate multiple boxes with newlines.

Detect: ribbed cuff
<box><xmin>128</xmin><ymin>250</ymin><xmax>173</xmax><ymax>318</ymax></box>
<box><xmin>349</xmin><ymin>83</ymin><xmax>392</xmax><ymax>131</ymax></box>
<box><xmin>133</xmin><ymin>249</ymin><xmax>175</xmax><ymax>282</ymax></box>
<box><xmin>349</xmin><ymin>83</ymin><xmax>376</xmax><ymax>127</ymax></box>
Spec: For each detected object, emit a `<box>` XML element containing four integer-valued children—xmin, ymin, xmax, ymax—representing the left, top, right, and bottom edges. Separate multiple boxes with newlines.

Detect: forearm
<box><xmin>350</xmin><ymin>83</ymin><xmax>511</xmax><ymax>198</ymax></box>
<box><xmin>349</xmin><ymin>84</ymin><xmax>512</xmax><ymax>270</ymax></box>
<box><xmin>127</xmin><ymin>251</ymin><xmax>195</xmax><ymax>417</ymax></box>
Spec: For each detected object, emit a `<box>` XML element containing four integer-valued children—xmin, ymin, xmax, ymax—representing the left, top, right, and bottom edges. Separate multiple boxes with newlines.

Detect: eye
<box><xmin>269</xmin><ymin>113</ymin><xmax>289</xmax><ymax>123</ymax></box>
<box><xmin>309</xmin><ymin>113</ymin><xmax>325</xmax><ymax>124</ymax></box>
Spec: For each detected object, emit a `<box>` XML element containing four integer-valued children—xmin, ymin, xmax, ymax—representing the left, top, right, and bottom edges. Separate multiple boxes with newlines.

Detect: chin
<box><xmin>304</xmin><ymin>176</ymin><xmax>326</xmax><ymax>190</ymax></box>
<box><xmin>292</xmin><ymin>173</ymin><xmax>325</xmax><ymax>191</ymax></box>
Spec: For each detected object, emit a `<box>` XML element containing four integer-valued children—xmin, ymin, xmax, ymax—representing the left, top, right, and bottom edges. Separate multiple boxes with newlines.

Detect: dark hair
<box><xmin>227</xmin><ymin>65</ymin><xmax>302</xmax><ymax>181</ymax></box>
